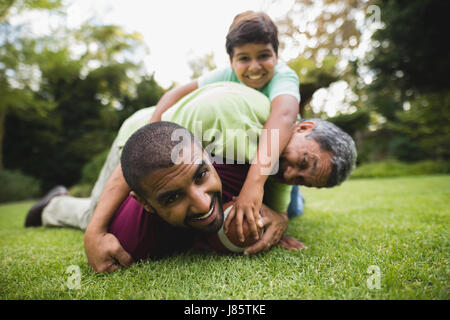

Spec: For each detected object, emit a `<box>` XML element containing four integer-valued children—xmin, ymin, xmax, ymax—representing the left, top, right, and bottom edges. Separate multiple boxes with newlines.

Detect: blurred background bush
<box><xmin>0</xmin><ymin>170</ymin><xmax>41</xmax><ymax>203</ymax></box>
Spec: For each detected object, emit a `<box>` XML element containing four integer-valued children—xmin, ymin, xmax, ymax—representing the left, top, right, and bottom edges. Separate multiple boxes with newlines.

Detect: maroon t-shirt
<box><xmin>108</xmin><ymin>163</ymin><xmax>250</xmax><ymax>261</ymax></box>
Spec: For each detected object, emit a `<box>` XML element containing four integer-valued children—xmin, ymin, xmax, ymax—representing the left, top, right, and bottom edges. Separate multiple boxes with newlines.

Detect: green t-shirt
<box><xmin>197</xmin><ymin>61</ymin><xmax>300</xmax><ymax>103</ymax></box>
<box><xmin>117</xmin><ymin>82</ymin><xmax>292</xmax><ymax>213</ymax></box>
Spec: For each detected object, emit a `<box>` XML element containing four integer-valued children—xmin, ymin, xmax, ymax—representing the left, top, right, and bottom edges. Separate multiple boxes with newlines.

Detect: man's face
<box><xmin>274</xmin><ymin>122</ymin><xmax>333</xmax><ymax>188</ymax></box>
<box><xmin>230</xmin><ymin>42</ymin><xmax>278</xmax><ymax>89</ymax></box>
<box><xmin>134</xmin><ymin>145</ymin><xmax>224</xmax><ymax>234</ymax></box>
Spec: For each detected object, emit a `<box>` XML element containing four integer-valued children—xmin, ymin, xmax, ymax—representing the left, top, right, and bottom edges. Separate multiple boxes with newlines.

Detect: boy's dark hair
<box><xmin>121</xmin><ymin>121</ymin><xmax>199</xmax><ymax>199</ymax></box>
<box><xmin>226</xmin><ymin>11</ymin><xmax>279</xmax><ymax>58</ymax></box>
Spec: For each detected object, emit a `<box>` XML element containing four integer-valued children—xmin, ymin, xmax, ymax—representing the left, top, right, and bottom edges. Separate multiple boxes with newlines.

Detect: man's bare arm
<box><xmin>84</xmin><ymin>163</ymin><xmax>133</xmax><ymax>273</ymax></box>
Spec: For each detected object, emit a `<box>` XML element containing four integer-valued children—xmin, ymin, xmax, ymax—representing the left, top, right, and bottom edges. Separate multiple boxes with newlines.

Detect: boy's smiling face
<box><xmin>230</xmin><ymin>42</ymin><xmax>278</xmax><ymax>89</ymax></box>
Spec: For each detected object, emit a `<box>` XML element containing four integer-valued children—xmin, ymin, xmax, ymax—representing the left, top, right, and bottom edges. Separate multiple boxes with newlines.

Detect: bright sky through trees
<box><xmin>11</xmin><ymin>0</ymin><xmax>296</xmax><ymax>88</ymax></box>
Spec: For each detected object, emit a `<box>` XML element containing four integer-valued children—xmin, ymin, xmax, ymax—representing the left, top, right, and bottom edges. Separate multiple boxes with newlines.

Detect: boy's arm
<box><xmin>224</xmin><ymin>94</ymin><xmax>299</xmax><ymax>242</ymax></box>
<box><xmin>149</xmin><ymin>80</ymin><xmax>198</xmax><ymax>122</ymax></box>
<box><xmin>84</xmin><ymin>164</ymin><xmax>133</xmax><ymax>273</ymax></box>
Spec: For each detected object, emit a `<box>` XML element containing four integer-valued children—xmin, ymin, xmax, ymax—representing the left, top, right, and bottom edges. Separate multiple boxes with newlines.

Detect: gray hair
<box><xmin>303</xmin><ymin>118</ymin><xmax>357</xmax><ymax>187</ymax></box>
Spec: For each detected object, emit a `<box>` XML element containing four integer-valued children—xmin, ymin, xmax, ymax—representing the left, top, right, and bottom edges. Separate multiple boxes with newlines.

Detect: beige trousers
<box><xmin>41</xmin><ymin>137</ymin><xmax>121</xmax><ymax>230</ymax></box>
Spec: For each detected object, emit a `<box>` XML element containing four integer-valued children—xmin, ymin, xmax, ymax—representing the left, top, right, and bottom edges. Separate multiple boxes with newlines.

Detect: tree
<box><xmin>0</xmin><ymin>0</ymin><xmax>62</xmax><ymax>24</ymax></box>
<box><xmin>275</xmin><ymin>0</ymin><xmax>378</xmax><ymax>119</ymax></box>
<box><xmin>0</xmin><ymin>0</ymin><xmax>63</xmax><ymax>170</ymax></box>
<box><xmin>275</xmin><ymin>0</ymin><xmax>377</xmax><ymax>63</ymax></box>
<box><xmin>188</xmin><ymin>52</ymin><xmax>216</xmax><ymax>79</ymax></box>
<box><xmin>0</xmin><ymin>30</ymin><xmax>54</xmax><ymax>171</ymax></box>
<box><xmin>389</xmin><ymin>92</ymin><xmax>450</xmax><ymax>161</ymax></box>
<box><xmin>288</xmin><ymin>55</ymin><xmax>340</xmax><ymax>117</ymax></box>
<box><xmin>119</xmin><ymin>74</ymin><xmax>165</xmax><ymax>123</ymax></box>
<box><xmin>368</xmin><ymin>0</ymin><xmax>450</xmax><ymax>95</ymax></box>
<box><xmin>364</xmin><ymin>0</ymin><xmax>450</xmax><ymax>161</ymax></box>
<box><xmin>2</xmin><ymin>20</ymin><xmax>161</xmax><ymax>188</ymax></box>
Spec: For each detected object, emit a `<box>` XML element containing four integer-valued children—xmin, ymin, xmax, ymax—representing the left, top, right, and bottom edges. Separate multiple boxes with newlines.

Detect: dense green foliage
<box><xmin>0</xmin><ymin>170</ymin><xmax>40</xmax><ymax>203</ymax></box>
<box><xmin>1</xmin><ymin>4</ymin><xmax>165</xmax><ymax>190</ymax></box>
<box><xmin>369</xmin><ymin>0</ymin><xmax>450</xmax><ymax>94</ymax></box>
<box><xmin>363</xmin><ymin>0</ymin><xmax>450</xmax><ymax>161</ymax></box>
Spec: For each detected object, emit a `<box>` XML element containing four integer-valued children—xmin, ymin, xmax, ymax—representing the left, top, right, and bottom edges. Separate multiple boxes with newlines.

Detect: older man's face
<box><xmin>275</xmin><ymin>122</ymin><xmax>332</xmax><ymax>188</ymax></box>
<box><xmin>134</xmin><ymin>145</ymin><xmax>224</xmax><ymax>234</ymax></box>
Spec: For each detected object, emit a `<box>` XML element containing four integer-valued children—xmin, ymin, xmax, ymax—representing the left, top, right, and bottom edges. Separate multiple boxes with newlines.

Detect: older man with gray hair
<box><xmin>274</xmin><ymin>118</ymin><xmax>356</xmax><ymax>188</ymax></box>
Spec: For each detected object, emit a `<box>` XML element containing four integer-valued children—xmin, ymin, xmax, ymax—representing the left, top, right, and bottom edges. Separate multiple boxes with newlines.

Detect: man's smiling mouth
<box><xmin>192</xmin><ymin>197</ymin><xmax>215</xmax><ymax>221</ymax></box>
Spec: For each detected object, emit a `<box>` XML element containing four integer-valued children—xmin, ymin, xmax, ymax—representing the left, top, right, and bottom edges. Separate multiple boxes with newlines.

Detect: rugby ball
<box><xmin>216</xmin><ymin>201</ymin><xmax>264</xmax><ymax>253</ymax></box>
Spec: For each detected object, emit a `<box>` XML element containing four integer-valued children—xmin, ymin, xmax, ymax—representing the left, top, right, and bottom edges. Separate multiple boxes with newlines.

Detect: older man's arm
<box><xmin>84</xmin><ymin>164</ymin><xmax>133</xmax><ymax>273</ymax></box>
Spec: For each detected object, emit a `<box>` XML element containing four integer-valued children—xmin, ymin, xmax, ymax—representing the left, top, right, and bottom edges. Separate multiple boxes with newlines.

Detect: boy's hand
<box><xmin>224</xmin><ymin>183</ymin><xmax>264</xmax><ymax>243</ymax></box>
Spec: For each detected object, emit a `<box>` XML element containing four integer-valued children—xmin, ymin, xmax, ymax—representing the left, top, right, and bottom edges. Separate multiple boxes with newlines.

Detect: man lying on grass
<box><xmin>25</xmin><ymin>82</ymin><xmax>357</xmax><ymax>272</ymax></box>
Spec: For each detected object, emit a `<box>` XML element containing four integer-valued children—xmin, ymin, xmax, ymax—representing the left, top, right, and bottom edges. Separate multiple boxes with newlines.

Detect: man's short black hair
<box><xmin>121</xmin><ymin>121</ymin><xmax>200</xmax><ymax>199</ymax></box>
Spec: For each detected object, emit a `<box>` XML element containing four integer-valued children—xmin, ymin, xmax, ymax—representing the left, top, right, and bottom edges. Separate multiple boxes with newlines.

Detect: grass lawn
<box><xmin>0</xmin><ymin>175</ymin><xmax>449</xmax><ymax>300</ymax></box>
